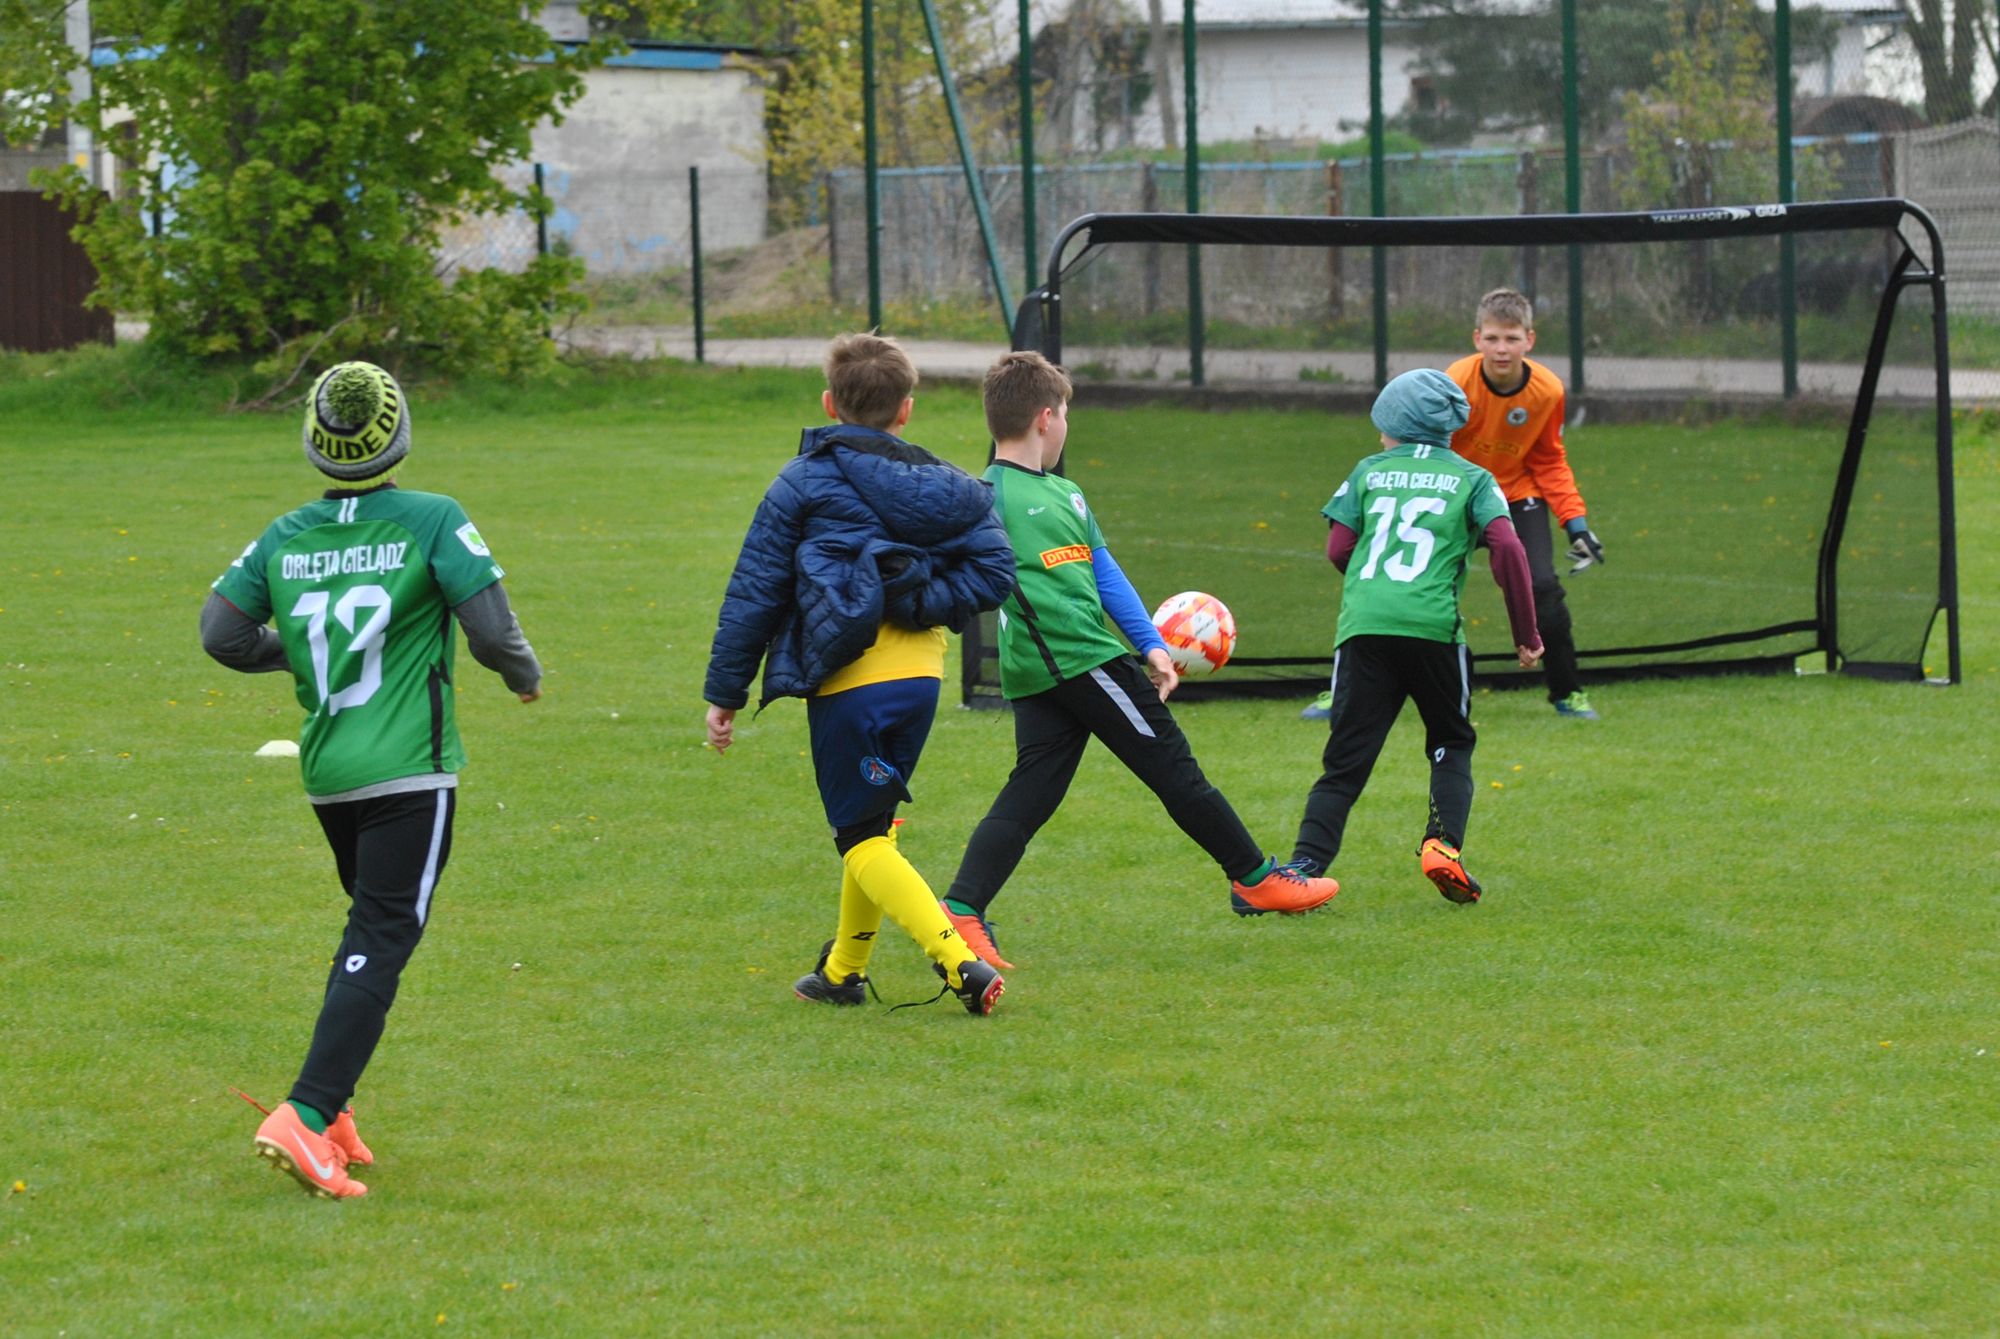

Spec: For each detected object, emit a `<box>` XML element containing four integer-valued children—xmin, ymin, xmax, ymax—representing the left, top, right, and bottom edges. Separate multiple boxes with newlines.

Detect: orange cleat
<box><xmin>327</xmin><ymin>1106</ymin><xmax>373</xmax><ymax>1166</ymax></box>
<box><xmin>1420</xmin><ymin>838</ymin><xmax>1483</xmax><ymax>904</ymax></box>
<box><xmin>254</xmin><ymin>1104</ymin><xmax>367</xmax><ymax>1199</ymax></box>
<box><xmin>1230</xmin><ymin>860</ymin><xmax>1340</xmax><ymax>916</ymax></box>
<box><xmin>939</xmin><ymin>900</ymin><xmax>1016</xmax><ymax>970</ymax></box>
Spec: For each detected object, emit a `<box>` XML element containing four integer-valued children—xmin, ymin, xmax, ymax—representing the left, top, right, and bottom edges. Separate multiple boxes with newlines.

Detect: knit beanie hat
<box><xmin>1370</xmin><ymin>368</ymin><xmax>1470</xmax><ymax>446</ymax></box>
<box><xmin>303</xmin><ymin>362</ymin><xmax>411</xmax><ymax>483</ymax></box>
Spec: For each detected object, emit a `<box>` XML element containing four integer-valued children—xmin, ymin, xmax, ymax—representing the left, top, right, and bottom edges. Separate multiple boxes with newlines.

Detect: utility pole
<box><xmin>65</xmin><ymin>0</ymin><xmax>94</xmax><ymax>185</ymax></box>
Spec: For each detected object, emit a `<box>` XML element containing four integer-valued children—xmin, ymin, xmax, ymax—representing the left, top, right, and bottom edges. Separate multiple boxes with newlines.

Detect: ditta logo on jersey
<box><xmin>858</xmin><ymin>756</ymin><xmax>896</xmax><ymax>786</ymax></box>
<box><xmin>1039</xmin><ymin>544</ymin><xmax>1091</xmax><ymax>569</ymax></box>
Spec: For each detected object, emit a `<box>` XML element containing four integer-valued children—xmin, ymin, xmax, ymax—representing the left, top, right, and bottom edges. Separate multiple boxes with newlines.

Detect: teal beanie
<box><xmin>1371</xmin><ymin>368</ymin><xmax>1470</xmax><ymax>446</ymax></box>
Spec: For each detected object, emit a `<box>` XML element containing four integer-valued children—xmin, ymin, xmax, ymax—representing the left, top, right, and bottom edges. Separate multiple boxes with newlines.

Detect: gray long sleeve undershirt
<box><xmin>200</xmin><ymin>582</ymin><xmax>543</xmax><ymax>695</ymax></box>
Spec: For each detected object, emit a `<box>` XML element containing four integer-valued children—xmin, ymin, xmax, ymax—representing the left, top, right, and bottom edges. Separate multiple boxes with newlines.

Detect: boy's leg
<box><xmin>1291</xmin><ymin>638</ymin><xmax>1406</xmax><ymax>876</ymax></box>
<box><xmin>1068</xmin><ymin>657</ymin><xmax>1265</xmax><ymax>882</ymax></box>
<box><xmin>942</xmin><ymin>689</ymin><xmax>1093</xmax><ymax>916</ymax></box>
<box><xmin>809</xmin><ymin>680</ymin><xmax>978</xmax><ymax>987</ymax></box>
<box><xmin>1403</xmin><ymin>640</ymin><xmax>1478</xmax><ymax>849</ymax></box>
<box><xmin>290</xmin><ymin>787</ymin><xmax>454</xmax><ymax>1125</ymax></box>
<box><xmin>1512</xmin><ymin>497</ymin><xmax>1580</xmax><ymax>703</ymax></box>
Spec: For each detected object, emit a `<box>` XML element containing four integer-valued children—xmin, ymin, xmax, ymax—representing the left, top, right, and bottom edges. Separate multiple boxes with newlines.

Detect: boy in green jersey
<box><xmin>1289</xmin><ymin>368</ymin><xmax>1542</xmax><ymax>904</ymax></box>
<box><xmin>938</xmin><ymin>352</ymin><xmax>1339</xmax><ymax>967</ymax></box>
<box><xmin>202</xmin><ymin>362</ymin><xmax>543</xmax><ymax>1198</ymax></box>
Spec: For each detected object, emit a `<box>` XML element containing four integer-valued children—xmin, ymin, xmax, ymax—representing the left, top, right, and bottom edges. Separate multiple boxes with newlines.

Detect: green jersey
<box><xmin>985</xmin><ymin>461</ymin><xmax>1127</xmax><ymax>698</ymax></box>
<box><xmin>212</xmin><ymin>487</ymin><xmax>506</xmax><ymax>798</ymax></box>
<box><xmin>1323</xmin><ymin>442</ymin><xmax>1509</xmax><ymax>645</ymax></box>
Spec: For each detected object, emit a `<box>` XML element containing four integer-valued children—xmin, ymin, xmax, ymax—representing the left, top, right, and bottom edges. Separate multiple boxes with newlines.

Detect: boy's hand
<box><xmin>1144</xmin><ymin>648</ymin><xmax>1180</xmax><ymax>701</ymax></box>
<box><xmin>1517</xmin><ymin>641</ymin><xmax>1545</xmax><ymax>669</ymax></box>
<box><xmin>705</xmin><ymin>704</ymin><xmax>736</xmax><ymax>753</ymax></box>
<box><xmin>518</xmin><ymin>687</ymin><xmax>542</xmax><ymax>704</ymax></box>
<box><xmin>1564</xmin><ymin>518</ymin><xmax>1605</xmax><ymax>573</ymax></box>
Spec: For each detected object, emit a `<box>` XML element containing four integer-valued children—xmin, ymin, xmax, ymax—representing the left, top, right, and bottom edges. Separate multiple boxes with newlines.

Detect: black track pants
<box><xmin>1513</xmin><ymin>496</ymin><xmax>1579</xmax><ymax>701</ymax></box>
<box><xmin>946</xmin><ymin>656</ymin><xmax>1264</xmax><ymax>913</ymax></box>
<box><xmin>1290</xmin><ymin>635</ymin><xmax>1476</xmax><ymax>876</ymax></box>
<box><xmin>290</xmin><ymin>786</ymin><xmax>455</xmax><ymax>1121</ymax></box>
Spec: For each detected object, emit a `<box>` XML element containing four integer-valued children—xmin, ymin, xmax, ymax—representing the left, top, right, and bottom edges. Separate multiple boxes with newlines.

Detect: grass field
<box><xmin>3</xmin><ymin>352</ymin><xmax>1997</xmax><ymax>1335</ymax></box>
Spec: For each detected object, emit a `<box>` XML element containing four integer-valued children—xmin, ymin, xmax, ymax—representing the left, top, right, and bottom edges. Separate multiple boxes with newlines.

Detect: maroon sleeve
<box><xmin>1481</xmin><ymin>516</ymin><xmax>1541</xmax><ymax>649</ymax></box>
<box><xmin>1326</xmin><ymin>521</ymin><xmax>1359</xmax><ymax>573</ymax></box>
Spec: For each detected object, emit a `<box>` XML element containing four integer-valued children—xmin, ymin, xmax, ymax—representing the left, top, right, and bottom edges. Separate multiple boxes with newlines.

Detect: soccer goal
<box><xmin>962</xmin><ymin>199</ymin><xmax>1960</xmax><ymax>706</ymax></box>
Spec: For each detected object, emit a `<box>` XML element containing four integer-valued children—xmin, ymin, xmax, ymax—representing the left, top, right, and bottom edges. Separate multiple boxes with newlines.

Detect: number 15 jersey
<box><xmin>212</xmin><ymin>487</ymin><xmax>506</xmax><ymax>799</ymax></box>
<box><xmin>1322</xmin><ymin>442</ymin><xmax>1509</xmax><ymax>647</ymax></box>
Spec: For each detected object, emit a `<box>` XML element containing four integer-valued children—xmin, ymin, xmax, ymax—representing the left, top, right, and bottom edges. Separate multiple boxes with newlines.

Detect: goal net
<box><xmin>963</xmin><ymin>199</ymin><xmax>1960</xmax><ymax>705</ymax></box>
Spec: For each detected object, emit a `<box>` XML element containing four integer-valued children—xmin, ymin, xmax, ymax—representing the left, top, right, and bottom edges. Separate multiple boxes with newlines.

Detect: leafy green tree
<box><xmin>1389</xmin><ymin>0</ymin><xmax>1840</xmax><ymax>145</ymax></box>
<box><xmin>36</xmin><ymin>1</ymin><xmax>614</xmax><ymax>381</ymax></box>
<box><xmin>0</xmin><ymin>0</ymin><xmax>74</xmax><ymax>146</ymax></box>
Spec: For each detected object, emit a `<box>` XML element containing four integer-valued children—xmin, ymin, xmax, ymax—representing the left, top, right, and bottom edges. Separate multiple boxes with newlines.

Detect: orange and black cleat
<box><xmin>1420</xmin><ymin>838</ymin><xmax>1483</xmax><ymax>904</ymax></box>
<box><xmin>939</xmin><ymin>899</ymin><xmax>1016</xmax><ymax>970</ymax></box>
<box><xmin>254</xmin><ymin>1103</ymin><xmax>367</xmax><ymax>1199</ymax></box>
<box><xmin>1230</xmin><ymin>860</ymin><xmax>1340</xmax><ymax>917</ymax></box>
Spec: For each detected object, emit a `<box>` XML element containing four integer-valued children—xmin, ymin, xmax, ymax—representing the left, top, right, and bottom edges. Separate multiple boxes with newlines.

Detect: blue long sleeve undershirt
<box><xmin>1092</xmin><ymin>545</ymin><xmax>1166</xmax><ymax>655</ymax></box>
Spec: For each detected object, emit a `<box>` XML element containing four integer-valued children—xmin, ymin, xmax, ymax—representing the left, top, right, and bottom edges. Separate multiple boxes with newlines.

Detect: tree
<box><xmin>35</xmin><ymin>1</ymin><xmax>615</xmax><ymax>381</ymax></box>
<box><xmin>1898</xmin><ymin>0</ymin><xmax>2000</xmax><ymax>122</ymax></box>
<box><xmin>1389</xmin><ymin>0</ymin><xmax>1840</xmax><ymax>145</ymax></box>
<box><xmin>0</xmin><ymin>0</ymin><xmax>74</xmax><ymax>146</ymax></box>
<box><xmin>639</xmin><ymin>0</ymin><xmax>1011</xmax><ymax>219</ymax></box>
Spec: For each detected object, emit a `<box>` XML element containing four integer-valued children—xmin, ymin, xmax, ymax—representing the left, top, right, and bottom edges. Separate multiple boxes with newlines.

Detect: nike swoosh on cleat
<box><xmin>290</xmin><ymin>1130</ymin><xmax>338</xmax><ymax>1181</ymax></box>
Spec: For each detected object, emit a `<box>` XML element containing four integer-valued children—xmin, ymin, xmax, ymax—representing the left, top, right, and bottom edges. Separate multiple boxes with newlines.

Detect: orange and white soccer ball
<box><xmin>1151</xmin><ymin>590</ymin><xmax>1236</xmax><ymax>675</ymax></box>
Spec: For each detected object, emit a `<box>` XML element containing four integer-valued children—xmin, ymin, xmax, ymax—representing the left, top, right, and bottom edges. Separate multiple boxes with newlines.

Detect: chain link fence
<box><xmin>810</xmin><ymin>0</ymin><xmax>1999</xmax><ymax>360</ymax></box>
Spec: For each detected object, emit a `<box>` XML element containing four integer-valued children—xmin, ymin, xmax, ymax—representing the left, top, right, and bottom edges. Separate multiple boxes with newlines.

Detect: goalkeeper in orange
<box><xmin>1445</xmin><ymin>287</ymin><xmax>1603</xmax><ymax>720</ymax></box>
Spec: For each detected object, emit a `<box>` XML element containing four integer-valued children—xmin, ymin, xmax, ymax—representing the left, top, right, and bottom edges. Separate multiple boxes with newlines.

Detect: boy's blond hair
<box><xmin>1475</xmin><ymin>287</ymin><xmax>1535</xmax><ymax>330</ymax></box>
<box><xmin>825</xmin><ymin>332</ymin><xmax>919</xmax><ymax>429</ymax></box>
<box><xmin>983</xmin><ymin>351</ymin><xmax>1074</xmax><ymax>441</ymax></box>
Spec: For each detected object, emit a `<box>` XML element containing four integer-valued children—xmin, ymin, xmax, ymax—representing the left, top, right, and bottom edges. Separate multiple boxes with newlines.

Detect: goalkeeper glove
<box><xmin>1563</xmin><ymin>517</ymin><xmax>1604</xmax><ymax>574</ymax></box>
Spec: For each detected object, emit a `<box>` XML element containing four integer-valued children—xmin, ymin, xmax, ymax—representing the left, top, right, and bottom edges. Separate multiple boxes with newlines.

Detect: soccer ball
<box><xmin>1151</xmin><ymin>591</ymin><xmax>1236</xmax><ymax>675</ymax></box>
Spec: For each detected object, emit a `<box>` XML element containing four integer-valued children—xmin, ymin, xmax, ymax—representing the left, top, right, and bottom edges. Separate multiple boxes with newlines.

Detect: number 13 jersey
<box><xmin>1322</xmin><ymin>443</ymin><xmax>1509</xmax><ymax>647</ymax></box>
<box><xmin>212</xmin><ymin>487</ymin><xmax>506</xmax><ymax>799</ymax></box>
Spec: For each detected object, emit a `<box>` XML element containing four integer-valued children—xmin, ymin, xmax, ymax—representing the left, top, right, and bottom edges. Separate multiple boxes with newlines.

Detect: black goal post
<box><xmin>962</xmin><ymin>199</ymin><xmax>1959</xmax><ymax>707</ymax></box>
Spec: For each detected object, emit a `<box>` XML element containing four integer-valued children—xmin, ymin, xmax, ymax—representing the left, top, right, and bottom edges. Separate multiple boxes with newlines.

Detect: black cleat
<box><xmin>793</xmin><ymin>939</ymin><xmax>868</xmax><ymax>1005</ymax></box>
<box><xmin>934</xmin><ymin>958</ymin><xmax>1005</xmax><ymax>1016</ymax></box>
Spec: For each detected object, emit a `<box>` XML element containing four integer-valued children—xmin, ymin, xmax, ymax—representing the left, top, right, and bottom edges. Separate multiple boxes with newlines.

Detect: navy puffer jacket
<box><xmin>704</xmin><ymin>424</ymin><xmax>1016</xmax><ymax>710</ymax></box>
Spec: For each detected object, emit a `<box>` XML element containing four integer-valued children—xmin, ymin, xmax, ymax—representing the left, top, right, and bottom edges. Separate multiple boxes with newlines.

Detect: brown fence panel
<box><xmin>0</xmin><ymin>192</ymin><xmax>113</xmax><ymax>353</ymax></box>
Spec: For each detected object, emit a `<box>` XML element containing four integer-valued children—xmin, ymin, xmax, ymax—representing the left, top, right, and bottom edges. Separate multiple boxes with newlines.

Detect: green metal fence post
<box><xmin>689</xmin><ymin>165</ymin><xmax>705</xmax><ymax>365</ymax></box>
<box><xmin>919</xmin><ymin>0</ymin><xmax>1015</xmax><ymax>330</ymax></box>
<box><xmin>1777</xmin><ymin>0</ymin><xmax>1798</xmax><ymax>398</ymax></box>
<box><xmin>1369</xmin><ymin>0</ymin><xmax>1387</xmax><ymax>391</ymax></box>
<box><xmin>1020</xmin><ymin>0</ymin><xmax>1037</xmax><ymax>297</ymax></box>
<box><xmin>1562</xmin><ymin>0</ymin><xmax>1584</xmax><ymax>397</ymax></box>
<box><xmin>1184</xmin><ymin>0</ymin><xmax>1204</xmax><ymax>387</ymax></box>
<box><xmin>863</xmin><ymin>0</ymin><xmax>882</xmax><ymax>333</ymax></box>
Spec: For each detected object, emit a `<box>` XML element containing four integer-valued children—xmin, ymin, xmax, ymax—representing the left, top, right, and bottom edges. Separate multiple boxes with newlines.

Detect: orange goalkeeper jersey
<box><xmin>1445</xmin><ymin>354</ymin><xmax>1585</xmax><ymax>525</ymax></box>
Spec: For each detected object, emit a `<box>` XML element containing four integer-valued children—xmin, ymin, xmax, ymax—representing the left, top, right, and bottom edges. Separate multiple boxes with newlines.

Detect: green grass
<box><xmin>4</xmin><ymin>351</ymin><xmax>1998</xmax><ymax>1334</ymax></box>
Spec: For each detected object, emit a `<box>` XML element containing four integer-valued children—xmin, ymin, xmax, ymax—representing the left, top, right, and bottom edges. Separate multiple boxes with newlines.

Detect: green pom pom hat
<box><xmin>302</xmin><ymin>361</ymin><xmax>411</xmax><ymax>483</ymax></box>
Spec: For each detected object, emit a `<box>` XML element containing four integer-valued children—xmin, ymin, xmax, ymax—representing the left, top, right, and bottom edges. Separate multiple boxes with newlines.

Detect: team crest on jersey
<box><xmin>1069</xmin><ymin>492</ymin><xmax>1087</xmax><ymax>517</ymax></box>
<box><xmin>859</xmin><ymin>756</ymin><xmax>896</xmax><ymax>786</ymax></box>
<box><xmin>456</xmin><ymin>522</ymin><xmax>490</xmax><ymax>556</ymax></box>
<box><xmin>1506</xmin><ymin>406</ymin><xmax>1529</xmax><ymax>426</ymax></box>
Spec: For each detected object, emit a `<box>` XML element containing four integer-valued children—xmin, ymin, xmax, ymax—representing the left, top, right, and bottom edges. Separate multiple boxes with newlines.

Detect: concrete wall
<box><xmin>0</xmin><ymin>148</ymin><xmax>69</xmax><ymax>191</ymax></box>
<box><xmin>1079</xmin><ymin>27</ymin><xmax>1420</xmax><ymax>150</ymax></box>
<box><xmin>441</xmin><ymin>56</ymin><xmax>768</xmax><ymax>278</ymax></box>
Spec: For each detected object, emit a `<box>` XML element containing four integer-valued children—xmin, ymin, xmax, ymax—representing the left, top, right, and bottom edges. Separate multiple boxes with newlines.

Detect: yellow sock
<box><xmin>843</xmin><ymin>835</ymin><xmax>977</xmax><ymax>987</ymax></box>
<box><xmin>823</xmin><ymin>861</ymin><xmax>884</xmax><ymax>985</ymax></box>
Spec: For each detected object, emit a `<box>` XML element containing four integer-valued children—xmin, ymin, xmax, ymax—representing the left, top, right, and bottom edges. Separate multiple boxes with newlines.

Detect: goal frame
<box><xmin>962</xmin><ymin>198</ymin><xmax>1960</xmax><ymax>706</ymax></box>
